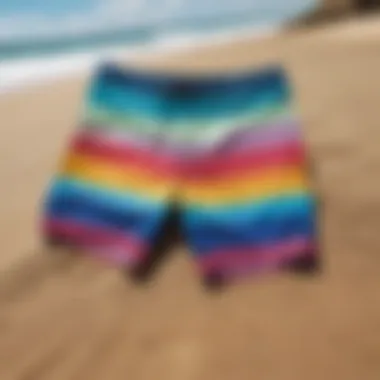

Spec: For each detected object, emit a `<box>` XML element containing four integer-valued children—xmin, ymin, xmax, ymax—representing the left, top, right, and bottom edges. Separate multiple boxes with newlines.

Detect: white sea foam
<box><xmin>0</xmin><ymin>0</ymin><xmax>314</xmax><ymax>42</ymax></box>
<box><xmin>0</xmin><ymin>24</ymin><xmax>278</xmax><ymax>95</ymax></box>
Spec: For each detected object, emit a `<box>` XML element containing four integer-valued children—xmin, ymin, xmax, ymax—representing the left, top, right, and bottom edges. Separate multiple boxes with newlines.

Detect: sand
<box><xmin>1</xmin><ymin>15</ymin><xmax>380</xmax><ymax>380</ymax></box>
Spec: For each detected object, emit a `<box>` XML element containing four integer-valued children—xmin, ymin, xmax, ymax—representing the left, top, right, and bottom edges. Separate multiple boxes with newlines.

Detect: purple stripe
<box><xmin>197</xmin><ymin>237</ymin><xmax>314</xmax><ymax>277</ymax></box>
<box><xmin>215</xmin><ymin>121</ymin><xmax>302</xmax><ymax>154</ymax></box>
<box><xmin>223</xmin><ymin>248</ymin><xmax>314</xmax><ymax>282</ymax></box>
<box><xmin>44</xmin><ymin>217</ymin><xmax>146</xmax><ymax>266</ymax></box>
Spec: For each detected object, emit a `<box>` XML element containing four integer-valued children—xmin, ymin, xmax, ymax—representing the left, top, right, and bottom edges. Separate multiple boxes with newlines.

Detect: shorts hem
<box><xmin>42</xmin><ymin>217</ymin><xmax>147</xmax><ymax>267</ymax></box>
<box><xmin>196</xmin><ymin>237</ymin><xmax>316</xmax><ymax>281</ymax></box>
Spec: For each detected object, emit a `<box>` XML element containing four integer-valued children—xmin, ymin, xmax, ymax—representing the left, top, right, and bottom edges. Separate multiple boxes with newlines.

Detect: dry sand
<box><xmin>0</xmin><ymin>15</ymin><xmax>380</xmax><ymax>380</ymax></box>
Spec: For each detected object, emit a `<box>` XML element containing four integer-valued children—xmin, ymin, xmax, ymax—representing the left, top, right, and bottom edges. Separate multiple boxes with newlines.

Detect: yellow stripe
<box><xmin>181</xmin><ymin>168</ymin><xmax>309</xmax><ymax>206</ymax></box>
<box><xmin>184</xmin><ymin>165</ymin><xmax>305</xmax><ymax>185</ymax></box>
<box><xmin>63</xmin><ymin>152</ymin><xmax>171</xmax><ymax>179</ymax></box>
<box><xmin>58</xmin><ymin>153</ymin><xmax>309</xmax><ymax>206</ymax></box>
<box><xmin>61</xmin><ymin>154</ymin><xmax>174</xmax><ymax>199</ymax></box>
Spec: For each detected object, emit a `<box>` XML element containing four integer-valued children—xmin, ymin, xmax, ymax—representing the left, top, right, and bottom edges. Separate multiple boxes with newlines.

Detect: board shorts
<box><xmin>41</xmin><ymin>63</ymin><xmax>317</xmax><ymax>281</ymax></box>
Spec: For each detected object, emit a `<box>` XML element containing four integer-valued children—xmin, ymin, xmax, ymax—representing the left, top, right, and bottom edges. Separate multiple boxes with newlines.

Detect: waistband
<box><xmin>91</xmin><ymin>62</ymin><xmax>290</xmax><ymax>96</ymax></box>
<box><xmin>86</xmin><ymin>62</ymin><xmax>292</xmax><ymax>122</ymax></box>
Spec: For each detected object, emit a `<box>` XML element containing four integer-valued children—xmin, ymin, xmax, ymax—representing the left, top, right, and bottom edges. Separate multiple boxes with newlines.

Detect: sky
<box><xmin>0</xmin><ymin>0</ymin><xmax>94</xmax><ymax>16</ymax></box>
<box><xmin>0</xmin><ymin>0</ymin><xmax>317</xmax><ymax>42</ymax></box>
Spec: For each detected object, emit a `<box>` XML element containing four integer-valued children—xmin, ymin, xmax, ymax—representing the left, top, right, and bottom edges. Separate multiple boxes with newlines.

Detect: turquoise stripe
<box><xmin>89</xmin><ymin>82</ymin><xmax>167</xmax><ymax>120</ymax></box>
<box><xmin>88</xmin><ymin>81</ymin><xmax>289</xmax><ymax>123</ymax></box>
<box><xmin>185</xmin><ymin>194</ymin><xmax>316</xmax><ymax>227</ymax></box>
<box><xmin>47</xmin><ymin>177</ymin><xmax>167</xmax><ymax>213</ymax></box>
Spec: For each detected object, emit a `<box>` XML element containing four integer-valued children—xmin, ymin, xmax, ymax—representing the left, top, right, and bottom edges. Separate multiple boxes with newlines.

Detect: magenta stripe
<box><xmin>44</xmin><ymin>218</ymin><xmax>146</xmax><ymax>264</ymax></box>
<box><xmin>225</xmin><ymin>247</ymin><xmax>314</xmax><ymax>281</ymax></box>
<box><xmin>197</xmin><ymin>237</ymin><xmax>314</xmax><ymax>274</ymax></box>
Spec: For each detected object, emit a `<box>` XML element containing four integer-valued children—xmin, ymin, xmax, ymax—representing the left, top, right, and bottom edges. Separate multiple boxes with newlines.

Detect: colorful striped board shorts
<box><xmin>42</xmin><ymin>63</ymin><xmax>317</xmax><ymax>281</ymax></box>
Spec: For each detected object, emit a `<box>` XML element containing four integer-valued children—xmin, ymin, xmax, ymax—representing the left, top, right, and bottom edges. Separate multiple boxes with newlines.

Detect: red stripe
<box><xmin>71</xmin><ymin>131</ymin><xmax>176</xmax><ymax>176</ymax></box>
<box><xmin>182</xmin><ymin>142</ymin><xmax>306</xmax><ymax>179</ymax></box>
<box><xmin>197</xmin><ymin>237</ymin><xmax>314</xmax><ymax>274</ymax></box>
<box><xmin>69</xmin><ymin>131</ymin><xmax>306</xmax><ymax>180</ymax></box>
<box><xmin>44</xmin><ymin>218</ymin><xmax>146</xmax><ymax>264</ymax></box>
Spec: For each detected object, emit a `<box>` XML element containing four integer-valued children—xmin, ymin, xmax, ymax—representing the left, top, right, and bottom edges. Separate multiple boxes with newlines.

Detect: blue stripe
<box><xmin>46</xmin><ymin>196</ymin><xmax>164</xmax><ymax>239</ymax></box>
<box><xmin>186</xmin><ymin>210</ymin><xmax>316</xmax><ymax>256</ymax></box>
<box><xmin>185</xmin><ymin>194</ymin><xmax>316</xmax><ymax>227</ymax></box>
<box><xmin>44</xmin><ymin>178</ymin><xmax>166</xmax><ymax>239</ymax></box>
<box><xmin>46</xmin><ymin>177</ymin><xmax>166</xmax><ymax>213</ymax></box>
<box><xmin>166</xmin><ymin>91</ymin><xmax>288</xmax><ymax>120</ymax></box>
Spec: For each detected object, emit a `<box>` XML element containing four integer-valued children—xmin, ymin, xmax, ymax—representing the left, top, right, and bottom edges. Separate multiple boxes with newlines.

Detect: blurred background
<box><xmin>1</xmin><ymin>0</ymin><xmax>317</xmax><ymax>58</ymax></box>
<box><xmin>1</xmin><ymin>0</ymin><xmax>378</xmax><ymax>91</ymax></box>
<box><xmin>0</xmin><ymin>0</ymin><xmax>317</xmax><ymax>91</ymax></box>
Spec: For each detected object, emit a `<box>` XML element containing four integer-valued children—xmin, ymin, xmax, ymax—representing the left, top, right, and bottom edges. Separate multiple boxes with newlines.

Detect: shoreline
<box><xmin>2</xmin><ymin>12</ymin><xmax>379</xmax><ymax>95</ymax></box>
<box><xmin>0</xmin><ymin>24</ymin><xmax>279</xmax><ymax>95</ymax></box>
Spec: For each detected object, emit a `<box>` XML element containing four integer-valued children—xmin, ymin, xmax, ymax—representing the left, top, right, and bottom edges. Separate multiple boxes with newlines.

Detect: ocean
<box><xmin>0</xmin><ymin>0</ymin><xmax>317</xmax><ymax>92</ymax></box>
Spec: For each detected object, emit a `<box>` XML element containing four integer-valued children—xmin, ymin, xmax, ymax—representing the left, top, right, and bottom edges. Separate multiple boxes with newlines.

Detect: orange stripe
<box><xmin>71</xmin><ymin>131</ymin><xmax>176</xmax><ymax>177</ymax></box>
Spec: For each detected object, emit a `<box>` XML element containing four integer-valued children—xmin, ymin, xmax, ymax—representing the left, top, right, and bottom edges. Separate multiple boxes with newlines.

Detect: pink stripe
<box><xmin>182</xmin><ymin>142</ymin><xmax>306</xmax><ymax>179</ymax></box>
<box><xmin>44</xmin><ymin>218</ymin><xmax>146</xmax><ymax>265</ymax></box>
<box><xmin>197</xmin><ymin>237</ymin><xmax>314</xmax><ymax>274</ymax></box>
<box><xmin>215</xmin><ymin>123</ymin><xmax>302</xmax><ymax>154</ymax></box>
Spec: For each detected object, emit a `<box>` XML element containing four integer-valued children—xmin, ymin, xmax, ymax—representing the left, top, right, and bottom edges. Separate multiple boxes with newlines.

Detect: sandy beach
<box><xmin>1</xmin><ymin>14</ymin><xmax>380</xmax><ymax>380</ymax></box>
